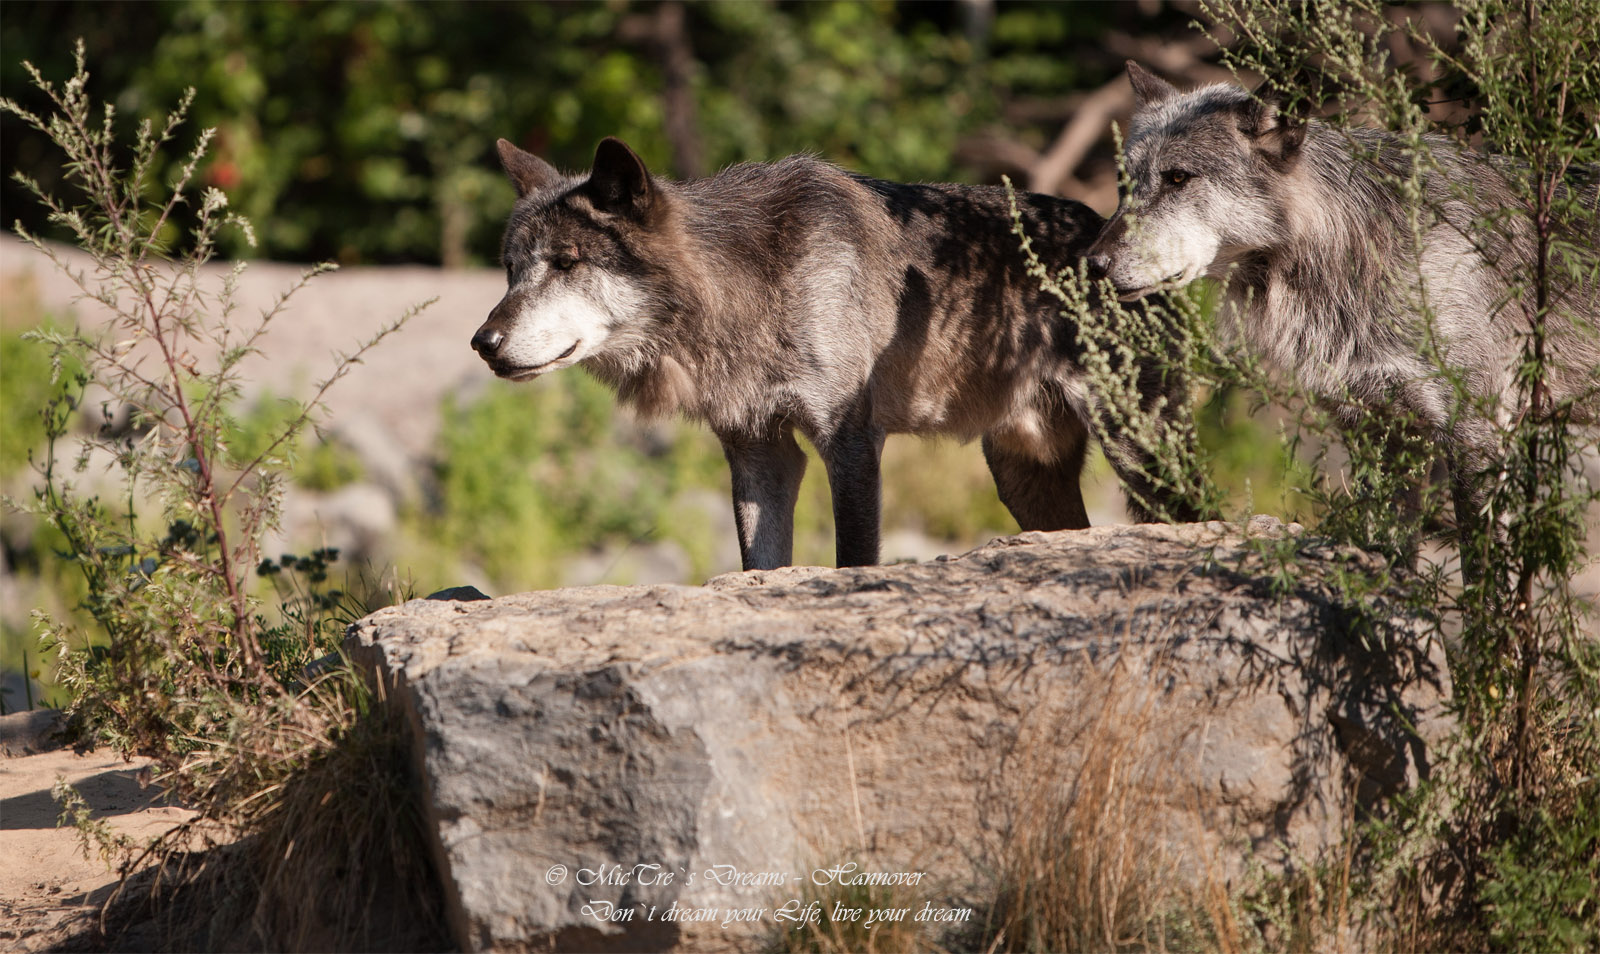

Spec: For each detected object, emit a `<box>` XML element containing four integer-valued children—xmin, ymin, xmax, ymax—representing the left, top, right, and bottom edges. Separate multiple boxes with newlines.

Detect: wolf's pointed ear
<box><xmin>587</xmin><ymin>137</ymin><xmax>653</xmax><ymax>215</ymax></box>
<box><xmin>497</xmin><ymin>138</ymin><xmax>561</xmax><ymax>198</ymax></box>
<box><xmin>1238</xmin><ymin>83</ymin><xmax>1310</xmax><ymax>161</ymax></box>
<box><xmin>1126</xmin><ymin>61</ymin><xmax>1179</xmax><ymax>107</ymax></box>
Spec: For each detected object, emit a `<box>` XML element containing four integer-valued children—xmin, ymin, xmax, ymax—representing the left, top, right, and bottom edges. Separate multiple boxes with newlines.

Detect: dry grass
<box><xmin>78</xmin><ymin>666</ymin><xmax>449</xmax><ymax>952</ymax></box>
<box><xmin>768</xmin><ymin>871</ymin><xmax>946</xmax><ymax>954</ymax></box>
<box><xmin>1198</xmin><ymin>840</ymin><xmax>1443</xmax><ymax>954</ymax></box>
<box><xmin>769</xmin><ymin>661</ymin><xmax>1212</xmax><ymax>954</ymax></box>
<box><xmin>1186</xmin><ymin>771</ymin><xmax>1448</xmax><ymax>954</ymax></box>
<box><xmin>228</xmin><ymin>669</ymin><xmax>447</xmax><ymax>951</ymax></box>
<box><xmin>967</xmin><ymin>660</ymin><xmax>1436</xmax><ymax>954</ymax></box>
<box><xmin>969</xmin><ymin>660</ymin><xmax>1204</xmax><ymax>954</ymax></box>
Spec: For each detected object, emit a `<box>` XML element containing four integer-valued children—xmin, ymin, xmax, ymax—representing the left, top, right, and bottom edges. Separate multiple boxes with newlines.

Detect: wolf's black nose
<box><xmin>472</xmin><ymin>327</ymin><xmax>504</xmax><ymax>356</ymax></box>
<box><xmin>1086</xmin><ymin>253</ymin><xmax>1110</xmax><ymax>281</ymax></box>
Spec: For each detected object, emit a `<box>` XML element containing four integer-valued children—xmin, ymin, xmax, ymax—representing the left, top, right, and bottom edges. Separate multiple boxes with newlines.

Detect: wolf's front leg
<box><xmin>1450</xmin><ymin>444</ymin><xmax>1495</xmax><ymax>587</ymax></box>
<box><xmin>818</xmin><ymin>422</ymin><xmax>886</xmax><ymax>567</ymax></box>
<box><xmin>721</xmin><ymin>428</ymin><xmax>808</xmax><ymax>571</ymax></box>
<box><xmin>1096</xmin><ymin>359</ymin><xmax>1215</xmax><ymax>524</ymax></box>
<box><xmin>1098</xmin><ymin>429</ymin><xmax>1211</xmax><ymax>524</ymax></box>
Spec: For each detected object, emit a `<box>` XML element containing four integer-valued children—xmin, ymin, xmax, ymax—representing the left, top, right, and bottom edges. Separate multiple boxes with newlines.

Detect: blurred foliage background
<box><xmin>3</xmin><ymin>0</ymin><xmax>1303</xmax><ymax>709</ymax></box>
<box><xmin>1</xmin><ymin>0</ymin><xmax>1212</xmax><ymax>266</ymax></box>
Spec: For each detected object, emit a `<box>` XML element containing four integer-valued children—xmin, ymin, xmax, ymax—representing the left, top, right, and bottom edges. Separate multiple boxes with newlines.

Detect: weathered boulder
<box><xmin>346</xmin><ymin>519</ymin><xmax>1451</xmax><ymax>953</ymax></box>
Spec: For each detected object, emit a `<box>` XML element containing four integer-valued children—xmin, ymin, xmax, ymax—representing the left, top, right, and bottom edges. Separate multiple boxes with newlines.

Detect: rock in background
<box><xmin>347</xmin><ymin>519</ymin><xmax>1451</xmax><ymax>953</ymax></box>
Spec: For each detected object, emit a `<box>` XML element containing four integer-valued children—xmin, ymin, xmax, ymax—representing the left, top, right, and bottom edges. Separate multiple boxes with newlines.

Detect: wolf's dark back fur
<box><xmin>570</xmin><ymin>160</ymin><xmax>1103</xmax><ymax>446</ymax></box>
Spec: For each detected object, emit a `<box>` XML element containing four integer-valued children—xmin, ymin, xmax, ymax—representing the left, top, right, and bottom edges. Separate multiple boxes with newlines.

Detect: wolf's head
<box><xmin>472</xmin><ymin>138</ymin><xmax>666</xmax><ymax>381</ymax></box>
<box><xmin>1086</xmin><ymin>62</ymin><xmax>1308</xmax><ymax>300</ymax></box>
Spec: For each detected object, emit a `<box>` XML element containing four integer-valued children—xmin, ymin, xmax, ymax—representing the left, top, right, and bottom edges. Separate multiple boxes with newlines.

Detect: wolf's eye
<box><xmin>551</xmin><ymin>251</ymin><xmax>579</xmax><ymax>271</ymax></box>
<box><xmin>1164</xmin><ymin>170</ymin><xmax>1192</xmax><ymax>187</ymax></box>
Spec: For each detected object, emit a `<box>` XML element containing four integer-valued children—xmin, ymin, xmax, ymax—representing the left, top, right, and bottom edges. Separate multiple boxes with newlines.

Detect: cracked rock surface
<box><xmin>347</xmin><ymin>519</ymin><xmax>1450</xmax><ymax>952</ymax></box>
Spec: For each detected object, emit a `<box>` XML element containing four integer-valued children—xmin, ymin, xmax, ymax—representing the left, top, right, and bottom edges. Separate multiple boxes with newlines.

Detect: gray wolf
<box><xmin>473</xmin><ymin>137</ymin><xmax>1202</xmax><ymax>570</ymax></box>
<box><xmin>1087</xmin><ymin>62</ymin><xmax>1599</xmax><ymax>524</ymax></box>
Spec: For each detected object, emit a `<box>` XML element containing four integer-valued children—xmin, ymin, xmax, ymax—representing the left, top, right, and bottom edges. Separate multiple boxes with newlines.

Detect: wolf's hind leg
<box><xmin>819</xmin><ymin>420</ymin><xmax>886</xmax><ymax>568</ymax></box>
<box><xmin>982</xmin><ymin>423</ymin><xmax>1091</xmax><ymax>532</ymax></box>
<box><xmin>721</xmin><ymin>427</ymin><xmax>808</xmax><ymax>571</ymax></box>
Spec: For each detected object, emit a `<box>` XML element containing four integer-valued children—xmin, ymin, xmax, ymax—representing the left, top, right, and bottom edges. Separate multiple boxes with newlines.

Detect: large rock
<box><xmin>346</xmin><ymin>519</ymin><xmax>1451</xmax><ymax>952</ymax></box>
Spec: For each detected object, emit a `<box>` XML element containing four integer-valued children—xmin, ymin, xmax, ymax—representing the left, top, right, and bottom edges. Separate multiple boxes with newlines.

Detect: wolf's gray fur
<box><xmin>475</xmin><ymin>137</ymin><xmax>1199</xmax><ymax>571</ymax></box>
<box><xmin>1088</xmin><ymin>63</ymin><xmax>1599</xmax><ymax>508</ymax></box>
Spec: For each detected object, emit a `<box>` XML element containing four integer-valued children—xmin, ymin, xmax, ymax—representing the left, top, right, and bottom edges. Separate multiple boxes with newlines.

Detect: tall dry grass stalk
<box><xmin>769</xmin><ymin>870</ymin><xmax>945</xmax><ymax>954</ymax></box>
<box><xmin>974</xmin><ymin>660</ymin><xmax>1203</xmax><ymax>954</ymax></box>
<box><xmin>972</xmin><ymin>661</ymin><xmax>1417</xmax><ymax>954</ymax></box>
<box><xmin>91</xmin><ymin>667</ymin><xmax>448</xmax><ymax>952</ymax></box>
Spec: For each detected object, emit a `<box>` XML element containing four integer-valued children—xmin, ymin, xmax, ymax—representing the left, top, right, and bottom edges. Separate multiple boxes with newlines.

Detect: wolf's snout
<box><xmin>471</xmin><ymin>326</ymin><xmax>505</xmax><ymax>356</ymax></box>
<box><xmin>1086</xmin><ymin>252</ymin><xmax>1111</xmax><ymax>281</ymax></box>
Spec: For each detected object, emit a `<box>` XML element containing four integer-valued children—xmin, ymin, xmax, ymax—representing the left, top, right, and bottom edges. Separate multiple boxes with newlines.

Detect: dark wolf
<box><xmin>473</xmin><ymin>137</ymin><xmax>1200</xmax><ymax>571</ymax></box>
<box><xmin>1087</xmin><ymin>63</ymin><xmax>1600</xmax><ymax>526</ymax></box>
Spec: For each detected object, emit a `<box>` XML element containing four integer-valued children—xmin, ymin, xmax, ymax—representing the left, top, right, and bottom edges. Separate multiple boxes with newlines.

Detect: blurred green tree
<box><xmin>3</xmin><ymin>1</ymin><xmax>1191</xmax><ymax>267</ymax></box>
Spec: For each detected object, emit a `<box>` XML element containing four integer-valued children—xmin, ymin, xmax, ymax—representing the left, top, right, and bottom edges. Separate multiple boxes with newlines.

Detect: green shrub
<box><xmin>0</xmin><ymin>319</ymin><xmax>80</xmax><ymax>479</ymax></box>
<box><xmin>2</xmin><ymin>41</ymin><xmax>437</xmax><ymax>947</ymax></box>
<box><xmin>881</xmin><ymin>436</ymin><xmax>1017</xmax><ymax>543</ymax></box>
<box><xmin>1031</xmin><ymin>1</ymin><xmax>1600</xmax><ymax>948</ymax></box>
<box><xmin>431</xmin><ymin>376</ymin><xmax>649</xmax><ymax>588</ymax></box>
<box><xmin>1481</xmin><ymin>790</ymin><xmax>1600</xmax><ymax>952</ymax></box>
<box><xmin>225</xmin><ymin>393</ymin><xmax>365</xmax><ymax>492</ymax></box>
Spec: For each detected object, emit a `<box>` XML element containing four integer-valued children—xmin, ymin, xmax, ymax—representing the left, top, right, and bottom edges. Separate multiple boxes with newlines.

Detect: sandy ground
<box><xmin>0</xmin><ymin>711</ymin><xmax>193</xmax><ymax>952</ymax></box>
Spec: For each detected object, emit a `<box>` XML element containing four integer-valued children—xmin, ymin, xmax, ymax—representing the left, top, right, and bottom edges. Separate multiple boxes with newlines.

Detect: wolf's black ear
<box><xmin>587</xmin><ymin>137</ymin><xmax>653</xmax><ymax>215</ymax></box>
<box><xmin>497</xmin><ymin>138</ymin><xmax>561</xmax><ymax>198</ymax></box>
<box><xmin>1238</xmin><ymin>83</ymin><xmax>1309</xmax><ymax>161</ymax></box>
<box><xmin>1126</xmin><ymin>61</ymin><xmax>1179</xmax><ymax>107</ymax></box>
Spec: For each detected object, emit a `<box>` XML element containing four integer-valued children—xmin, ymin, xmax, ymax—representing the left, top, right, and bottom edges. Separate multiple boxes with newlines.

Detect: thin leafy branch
<box><xmin>1</xmin><ymin>40</ymin><xmax>437</xmax><ymax>947</ymax></box>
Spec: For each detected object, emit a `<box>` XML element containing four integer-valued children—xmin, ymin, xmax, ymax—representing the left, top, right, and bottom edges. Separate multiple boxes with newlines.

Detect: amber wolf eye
<box><xmin>551</xmin><ymin>251</ymin><xmax>579</xmax><ymax>270</ymax></box>
<box><xmin>1164</xmin><ymin>170</ymin><xmax>1191</xmax><ymax>187</ymax></box>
